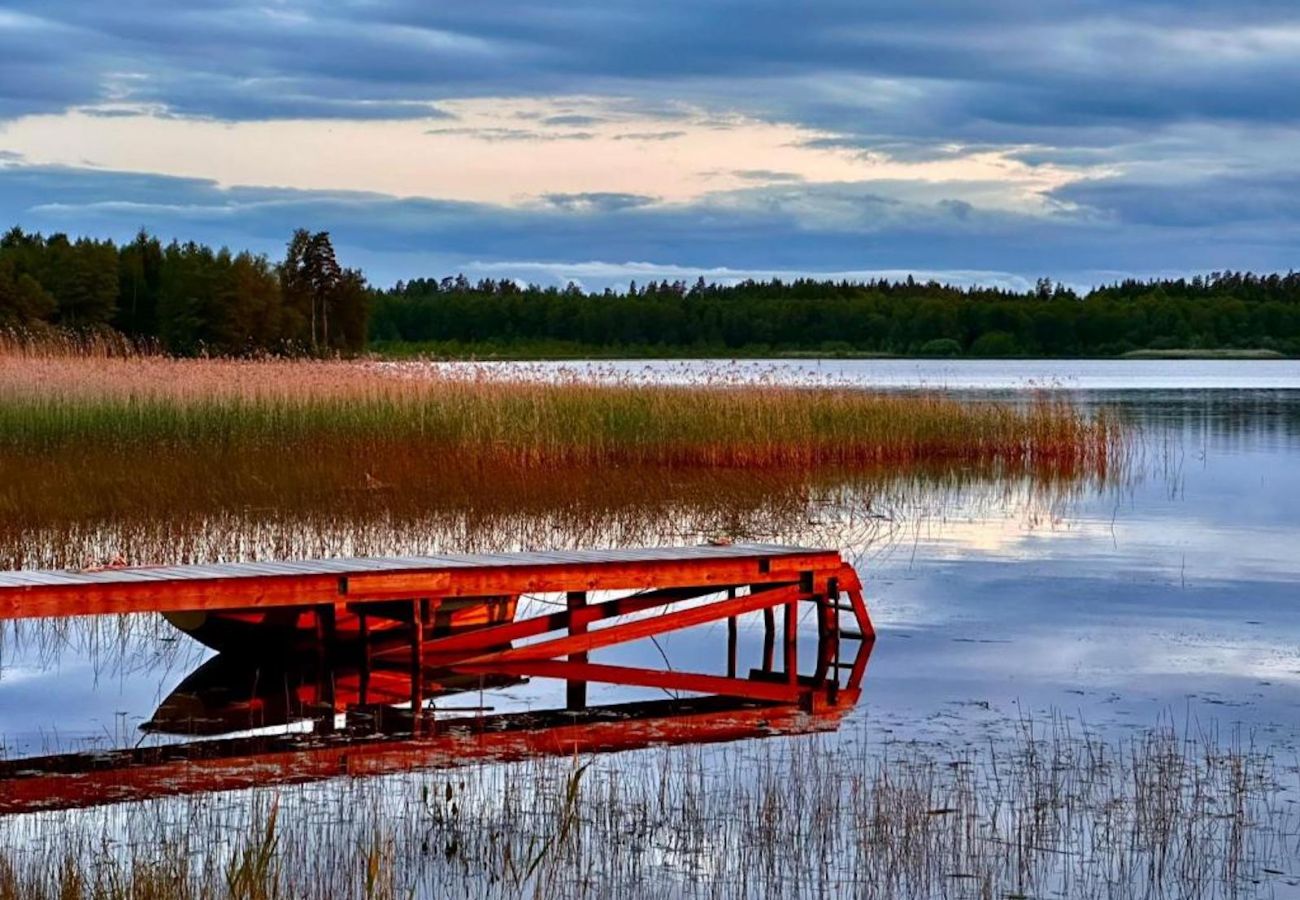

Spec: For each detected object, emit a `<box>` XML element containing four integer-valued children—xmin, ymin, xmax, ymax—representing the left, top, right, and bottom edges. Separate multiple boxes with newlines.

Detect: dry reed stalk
<box><xmin>0</xmin><ymin>350</ymin><xmax>1126</xmax><ymax>474</ymax></box>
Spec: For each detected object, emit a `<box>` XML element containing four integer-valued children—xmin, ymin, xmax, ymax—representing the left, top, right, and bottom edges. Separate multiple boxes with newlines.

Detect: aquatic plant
<box><xmin>0</xmin><ymin>344</ymin><xmax>1122</xmax><ymax>464</ymax></box>
<box><xmin>0</xmin><ymin>715</ymin><xmax>1293</xmax><ymax>899</ymax></box>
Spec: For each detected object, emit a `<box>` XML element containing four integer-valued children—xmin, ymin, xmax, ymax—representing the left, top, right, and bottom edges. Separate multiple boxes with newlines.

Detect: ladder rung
<box><xmin>838</xmin><ymin>629</ymin><xmax>865</xmax><ymax>641</ymax></box>
<box><xmin>829</xmin><ymin>603</ymin><xmax>858</xmax><ymax>613</ymax></box>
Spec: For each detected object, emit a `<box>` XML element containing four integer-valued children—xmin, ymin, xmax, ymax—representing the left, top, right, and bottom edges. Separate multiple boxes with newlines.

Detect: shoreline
<box><xmin>372</xmin><ymin>344</ymin><xmax>1293</xmax><ymax>362</ymax></box>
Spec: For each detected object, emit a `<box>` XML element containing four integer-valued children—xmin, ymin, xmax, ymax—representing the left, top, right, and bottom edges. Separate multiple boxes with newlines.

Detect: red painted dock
<box><xmin>0</xmin><ymin>543</ymin><xmax>858</xmax><ymax>619</ymax></box>
<box><xmin>0</xmin><ymin>543</ymin><xmax>872</xmax><ymax>704</ymax></box>
<box><xmin>0</xmin><ymin>543</ymin><xmax>876</xmax><ymax>814</ymax></box>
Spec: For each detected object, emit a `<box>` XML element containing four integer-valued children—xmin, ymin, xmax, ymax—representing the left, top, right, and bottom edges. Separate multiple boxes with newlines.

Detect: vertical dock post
<box><xmin>762</xmin><ymin>606</ymin><xmax>776</xmax><ymax>672</ymax></box>
<box><xmin>726</xmin><ymin>588</ymin><xmax>738</xmax><ymax>679</ymax></box>
<box><xmin>784</xmin><ymin>592</ymin><xmax>798</xmax><ymax>686</ymax></box>
<box><xmin>358</xmin><ymin>609</ymin><xmax>371</xmax><ymax>706</ymax></box>
<box><xmin>411</xmin><ymin>597</ymin><xmax>428</xmax><ymax>734</ymax></box>
<box><xmin>567</xmin><ymin>590</ymin><xmax>588</xmax><ymax>710</ymax></box>
<box><xmin>314</xmin><ymin>604</ymin><xmax>337</xmax><ymax>734</ymax></box>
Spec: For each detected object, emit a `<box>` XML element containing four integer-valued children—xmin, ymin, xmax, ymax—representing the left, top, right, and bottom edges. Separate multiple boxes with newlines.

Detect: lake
<box><xmin>395</xmin><ymin>356</ymin><xmax>1300</xmax><ymax>390</ymax></box>
<box><xmin>2</xmin><ymin>359</ymin><xmax>1299</xmax><ymax>896</ymax></box>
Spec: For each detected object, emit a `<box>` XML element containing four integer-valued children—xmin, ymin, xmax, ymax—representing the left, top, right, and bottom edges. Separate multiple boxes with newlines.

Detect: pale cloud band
<box><xmin>0</xmin><ymin>98</ymin><xmax>1085</xmax><ymax>209</ymax></box>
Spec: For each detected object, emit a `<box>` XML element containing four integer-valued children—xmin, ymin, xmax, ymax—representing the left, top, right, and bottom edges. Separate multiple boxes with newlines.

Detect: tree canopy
<box><xmin>0</xmin><ymin>227</ymin><xmax>369</xmax><ymax>354</ymax></box>
<box><xmin>373</xmin><ymin>272</ymin><xmax>1300</xmax><ymax>357</ymax></box>
<box><xmin>3</xmin><ymin>224</ymin><xmax>1298</xmax><ymax>357</ymax></box>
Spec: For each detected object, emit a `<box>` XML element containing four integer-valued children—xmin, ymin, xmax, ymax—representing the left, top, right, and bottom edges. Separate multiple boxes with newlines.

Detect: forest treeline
<box><xmin>373</xmin><ymin>274</ymin><xmax>1300</xmax><ymax>357</ymax></box>
<box><xmin>0</xmin><ymin>227</ymin><xmax>368</xmax><ymax>353</ymax></box>
<box><xmin>3</xmin><ymin>226</ymin><xmax>1299</xmax><ymax>356</ymax></box>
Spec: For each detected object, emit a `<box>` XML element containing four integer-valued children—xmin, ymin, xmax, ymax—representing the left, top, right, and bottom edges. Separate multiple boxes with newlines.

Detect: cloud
<box><xmin>3</xmin><ymin>162</ymin><xmax>1296</xmax><ymax>292</ymax></box>
<box><xmin>538</xmin><ymin>192</ymin><xmax>658</xmax><ymax>213</ymax></box>
<box><xmin>540</xmin><ymin>114</ymin><xmax>605</xmax><ymax>127</ymax></box>
<box><xmin>3</xmin><ymin>1</ymin><xmax>1299</xmax><ymax>141</ymax></box>
<box><xmin>611</xmin><ymin>130</ymin><xmax>686</xmax><ymax>141</ymax></box>
<box><xmin>1052</xmin><ymin>172</ymin><xmax>1300</xmax><ymax>228</ymax></box>
<box><xmin>423</xmin><ymin>125</ymin><xmax>595</xmax><ymax>142</ymax></box>
<box><xmin>730</xmin><ymin>169</ymin><xmax>805</xmax><ymax>183</ymax></box>
<box><xmin>0</xmin><ymin>2</ymin><xmax>1297</xmax><ymax>288</ymax></box>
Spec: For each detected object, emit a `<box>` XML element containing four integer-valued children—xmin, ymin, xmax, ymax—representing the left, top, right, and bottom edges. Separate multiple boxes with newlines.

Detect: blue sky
<box><xmin>1</xmin><ymin>1</ymin><xmax>1297</xmax><ymax>289</ymax></box>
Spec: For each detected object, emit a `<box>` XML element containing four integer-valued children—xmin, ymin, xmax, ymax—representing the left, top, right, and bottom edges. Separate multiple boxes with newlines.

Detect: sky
<box><xmin>0</xmin><ymin>1</ymin><xmax>1297</xmax><ymax>290</ymax></box>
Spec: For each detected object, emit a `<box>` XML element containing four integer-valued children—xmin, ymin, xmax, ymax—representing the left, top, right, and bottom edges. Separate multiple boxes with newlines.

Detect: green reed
<box><xmin>0</xmin><ymin>387</ymin><xmax>1120</xmax><ymax>468</ymax></box>
<box><xmin>0</xmin><ymin>350</ymin><xmax>1123</xmax><ymax>469</ymax></box>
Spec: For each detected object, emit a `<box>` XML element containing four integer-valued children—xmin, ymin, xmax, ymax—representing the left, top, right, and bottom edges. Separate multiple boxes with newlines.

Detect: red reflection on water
<box><xmin>0</xmin><ymin>637</ymin><xmax>872</xmax><ymax>815</ymax></box>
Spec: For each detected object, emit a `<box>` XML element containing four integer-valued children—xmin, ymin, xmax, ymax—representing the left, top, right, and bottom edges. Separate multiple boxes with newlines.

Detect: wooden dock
<box><xmin>0</xmin><ymin>543</ymin><xmax>876</xmax><ymax>813</ymax></box>
<box><xmin>0</xmin><ymin>543</ymin><xmax>872</xmax><ymax>707</ymax></box>
<box><xmin>0</xmin><ymin>543</ymin><xmax>856</xmax><ymax>619</ymax></box>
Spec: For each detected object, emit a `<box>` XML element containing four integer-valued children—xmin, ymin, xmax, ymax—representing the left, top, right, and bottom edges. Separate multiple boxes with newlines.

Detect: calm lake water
<box><xmin>409</xmin><ymin>356</ymin><xmax>1300</xmax><ymax>390</ymax></box>
<box><xmin>2</xmin><ymin>361</ymin><xmax>1297</xmax><ymax>760</ymax></box>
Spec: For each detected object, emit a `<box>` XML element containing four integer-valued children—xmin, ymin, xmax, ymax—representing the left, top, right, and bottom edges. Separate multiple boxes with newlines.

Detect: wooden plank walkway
<box><xmin>0</xmin><ymin>543</ymin><xmax>842</xmax><ymax>620</ymax></box>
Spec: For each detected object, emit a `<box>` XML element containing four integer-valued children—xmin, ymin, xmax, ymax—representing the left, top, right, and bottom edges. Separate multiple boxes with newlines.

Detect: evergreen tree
<box><xmin>0</xmin><ymin>257</ymin><xmax>56</xmax><ymax>326</ymax></box>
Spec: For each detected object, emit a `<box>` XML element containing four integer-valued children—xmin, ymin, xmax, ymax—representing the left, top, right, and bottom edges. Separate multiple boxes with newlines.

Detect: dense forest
<box><xmin>0</xmin><ymin>227</ymin><xmax>368</xmax><ymax>353</ymax></box>
<box><xmin>3</xmin><ymin>226</ymin><xmax>1299</xmax><ymax>356</ymax></box>
<box><xmin>373</xmin><ymin>274</ymin><xmax>1300</xmax><ymax>357</ymax></box>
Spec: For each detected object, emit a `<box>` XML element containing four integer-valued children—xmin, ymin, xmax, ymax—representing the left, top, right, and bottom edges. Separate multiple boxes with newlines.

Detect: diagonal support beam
<box><xmin>462</xmin><ymin>584</ymin><xmax>806</xmax><ymax>665</ymax></box>
<box><xmin>847</xmin><ymin>587</ymin><xmax>874</xmax><ymax>640</ymax></box>
<box><xmin>420</xmin><ymin>583</ymin><xmax>767</xmax><ymax>660</ymax></box>
<box><xmin>836</xmin><ymin>563</ymin><xmax>875</xmax><ymax>639</ymax></box>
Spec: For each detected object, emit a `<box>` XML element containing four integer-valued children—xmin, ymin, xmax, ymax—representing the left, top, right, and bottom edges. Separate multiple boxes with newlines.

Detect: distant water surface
<box><xmin>401</xmin><ymin>357</ymin><xmax>1300</xmax><ymax>390</ymax></box>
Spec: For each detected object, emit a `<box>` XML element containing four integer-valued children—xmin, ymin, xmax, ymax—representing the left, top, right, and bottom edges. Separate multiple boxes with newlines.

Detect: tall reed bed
<box><xmin>0</xmin><ymin>716</ymin><xmax>1294</xmax><ymax>899</ymax></box>
<box><xmin>0</xmin><ymin>352</ymin><xmax>1122</xmax><ymax>471</ymax></box>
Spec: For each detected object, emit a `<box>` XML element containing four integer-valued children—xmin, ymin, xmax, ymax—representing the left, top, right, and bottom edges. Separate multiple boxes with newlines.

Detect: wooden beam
<box><xmin>566</xmin><ymin>590</ymin><xmax>587</xmax><ymax>711</ymax></box>
<box><xmin>762</xmin><ymin>607</ymin><xmax>776</xmax><ymax>671</ymax></box>
<box><xmin>419</xmin><ymin>584</ymin><xmax>738</xmax><ymax>659</ymax></box>
<box><xmin>463</xmin><ymin>585</ymin><xmax>805</xmax><ymax>665</ymax></box>
<box><xmin>726</xmin><ymin>587</ymin><xmax>738</xmax><ymax>679</ymax></box>
<box><xmin>411</xmin><ymin>598</ymin><xmax>427</xmax><ymax>734</ymax></box>
<box><xmin>784</xmin><ymin>591</ymin><xmax>799</xmax><ymax>685</ymax></box>
<box><xmin>0</xmin><ymin>553</ymin><xmax>840</xmax><ymax>621</ymax></box>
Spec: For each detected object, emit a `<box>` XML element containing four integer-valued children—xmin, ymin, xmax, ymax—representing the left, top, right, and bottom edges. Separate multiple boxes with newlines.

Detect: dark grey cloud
<box><xmin>3</xmin><ymin>0</ymin><xmax>1299</xmax><ymax>140</ymax></box>
<box><xmin>1053</xmin><ymin>173</ymin><xmax>1300</xmax><ymax>228</ymax></box>
<box><xmin>3</xmin><ymin>163</ymin><xmax>1294</xmax><ymax>290</ymax></box>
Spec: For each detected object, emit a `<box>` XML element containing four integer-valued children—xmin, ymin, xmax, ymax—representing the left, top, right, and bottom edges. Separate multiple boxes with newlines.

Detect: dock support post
<box><xmin>566</xmin><ymin>590</ymin><xmax>588</xmax><ymax>710</ymax></box>
<box><xmin>762</xmin><ymin>606</ymin><xmax>775</xmax><ymax>672</ymax></box>
<box><xmin>358</xmin><ymin>610</ymin><xmax>371</xmax><ymax>706</ymax></box>
<box><xmin>726</xmin><ymin>588</ymin><xmax>738</xmax><ymax>679</ymax></box>
<box><xmin>784</xmin><ymin>592</ymin><xmax>798</xmax><ymax>686</ymax></box>
<box><xmin>314</xmin><ymin>604</ymin><xmax>337</xmax><ymax>734</ymax></box>
<box><xmin>411</xmin><ymin>598</ymin><xmax>428</xmax><ymax>734</ymax></box>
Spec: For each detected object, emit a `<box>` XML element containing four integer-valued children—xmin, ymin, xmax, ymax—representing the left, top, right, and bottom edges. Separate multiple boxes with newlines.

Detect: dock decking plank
<box><xmin>0</xmin><ymin>544</ymin><xmax>839</xmax><ymax>621</ymax></box>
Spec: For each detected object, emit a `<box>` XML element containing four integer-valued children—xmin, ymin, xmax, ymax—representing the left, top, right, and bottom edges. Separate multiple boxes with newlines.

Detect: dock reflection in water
<box><xmin>0</xmin><ymin>621</ymin><xmax>872</xmax><ymax>816</ymax></box>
